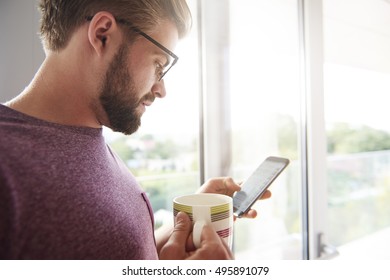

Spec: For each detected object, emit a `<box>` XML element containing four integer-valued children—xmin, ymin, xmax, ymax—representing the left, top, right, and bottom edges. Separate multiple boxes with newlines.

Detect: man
<box><xmin>0</xmin><ymin>0</ymin><xmax>267</xmax><ymax>259</ymax></box>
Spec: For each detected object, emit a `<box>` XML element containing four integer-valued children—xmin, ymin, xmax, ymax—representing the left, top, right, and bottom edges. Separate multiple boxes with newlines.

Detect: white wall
<box><xmin>0</xmin><ymin>0</ymin><xmax>44</xmax><ymax>103</ymax></box>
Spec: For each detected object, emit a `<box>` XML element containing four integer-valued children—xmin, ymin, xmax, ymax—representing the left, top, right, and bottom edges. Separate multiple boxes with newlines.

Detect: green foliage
<box><xmin>109</xmin><ymin>137</ymin><xmax>135</xmax><ymax>160</ymax></box>
<box><xmin>276</xmin><ymin>114</ymin><xmax>298</xmax><ymax>160</ymax></box>
<box><xmin>140</xmin><ymin>174</ymin><xmax>199</xmax><ymax>212</ymax></box>
<box><xmin>275</xmin><ymin>115</ymin><xmax>390</xmax><ymax>157</ymax></box>
<box><xmin>328</xmin><ymin>188</ymin><xmax>390</xmax><ymax>246</ymax></box>
<box><xmin>108</xmin><ymin>134</ymin><xmax>181</xmax><ymax>162</ymax></box>
<box><xmin>148</xmin><ymin>139</ymin><xmax>178</xmax><ymax>159</ymax></box>
<box><xmin>327</xmin><ymin>123</ymin><xmax>390</xmax><ymax>154</ymax></box>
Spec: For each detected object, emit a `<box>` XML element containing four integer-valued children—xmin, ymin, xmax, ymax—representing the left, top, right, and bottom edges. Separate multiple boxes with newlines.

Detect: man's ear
<box><xmin>87</xmin><ymin>12</ymin><xmax>119</xmax><ymax>56</ymax></box>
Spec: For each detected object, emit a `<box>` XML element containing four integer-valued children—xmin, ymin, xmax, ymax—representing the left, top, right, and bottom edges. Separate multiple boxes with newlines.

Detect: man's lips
<box><xmin>142</xmin><ymin>101</ymin><xmax>153</xmax><ymax>106</ymax></box>
<box><xmin>139</xmin><ymin>99</ymin><xmax>154</xmax><ymax>113</ymax></box>
<box><xmin>142</xmin><ymin>95</ymin><xmax>155</xmax><ymax>107</ymax></box>
<box><xmin>139</xmin><ymin>94</ymin><xmax>155</xmax><ymax>111</ymax></box>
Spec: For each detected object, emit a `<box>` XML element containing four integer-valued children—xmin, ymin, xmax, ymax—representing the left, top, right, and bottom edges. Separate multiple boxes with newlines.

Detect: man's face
<box><xmin>99</xmin><ymin>43</ymin><xmax>155</xmax><ymax>135</ymax></box>
<box><xmin>97</xmin><ymin>20</ymin><xmax>179</xmax><ymax>135</ymax></box>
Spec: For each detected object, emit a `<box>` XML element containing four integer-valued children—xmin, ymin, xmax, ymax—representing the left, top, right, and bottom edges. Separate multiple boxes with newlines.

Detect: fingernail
<box><xmin>175</xmin><ymin>211</ymin><xmax>185</xmax><ymax>223</ymax></box>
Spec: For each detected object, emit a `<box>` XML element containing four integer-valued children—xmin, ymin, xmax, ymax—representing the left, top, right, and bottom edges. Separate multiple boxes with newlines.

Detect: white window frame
<box><xmin>299</xmin><ymin>0</ymin><xmax>334</xmax><ymax>259</ymax></box>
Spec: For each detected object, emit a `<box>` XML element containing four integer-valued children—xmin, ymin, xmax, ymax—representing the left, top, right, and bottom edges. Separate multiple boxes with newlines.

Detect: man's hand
<box><xmin>197</xmin><ymin>177</ymin><xmax>272</xmax><ymax>219</ymax></box>
<box><xmin>159</xmin><ymin>212</ymin><xmax>233</xmax><ymax>260</ymax></box>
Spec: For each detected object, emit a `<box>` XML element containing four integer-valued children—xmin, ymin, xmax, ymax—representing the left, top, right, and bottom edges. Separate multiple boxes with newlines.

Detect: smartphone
<box><xmin>233</xmin><ymin>156</ymin><xmax>290</xmax><ymax>217</ymax></box>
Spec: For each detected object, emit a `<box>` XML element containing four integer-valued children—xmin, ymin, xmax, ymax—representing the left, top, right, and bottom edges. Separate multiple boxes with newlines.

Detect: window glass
<box><xmin>323</xmin><ymin>0</ymin><xmax>390</xmax><ymax>249</ymax></box>
<box><xmin>227</xmin><ymin>0</ymin><xmax>303</xmax><ymax>259</ymax></box>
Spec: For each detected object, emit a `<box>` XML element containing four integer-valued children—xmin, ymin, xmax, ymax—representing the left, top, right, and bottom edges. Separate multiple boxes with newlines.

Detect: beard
<box><xmin>99</xmin><ymin>44</ymin><xmax>154</xmax><ymax>135</ymax></box>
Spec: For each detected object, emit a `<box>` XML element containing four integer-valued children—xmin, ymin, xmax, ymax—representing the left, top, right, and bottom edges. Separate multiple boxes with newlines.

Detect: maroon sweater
<box><xmin>0</xmin><ymin>104</ymin><xmax>158</xmax><ymax>259</ymax></box>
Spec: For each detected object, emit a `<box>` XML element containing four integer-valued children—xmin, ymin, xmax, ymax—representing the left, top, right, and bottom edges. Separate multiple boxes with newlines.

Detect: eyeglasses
<box><xmin>87</xmin><ymin>16</ymin><xmax>178</xmax><ymax>81</ymax></box>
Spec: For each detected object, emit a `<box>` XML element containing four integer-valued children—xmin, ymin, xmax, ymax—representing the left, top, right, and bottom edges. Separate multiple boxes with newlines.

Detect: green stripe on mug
<box><xmin>173</xmin><ymin>203</ymin><xmax>193</xmax><ymax>214</ymax></box>
<box><xmin>211</xmin><ymin>203</ymin><xmax>230</xmax><ymax>215</ymax></box>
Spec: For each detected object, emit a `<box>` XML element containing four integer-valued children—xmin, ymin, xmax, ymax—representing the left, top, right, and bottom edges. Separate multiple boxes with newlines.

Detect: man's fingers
<box><xmin>159</xmin><ymin>212</ymin><xmax>192</xmax><ymax>259</ymax></box>
<box><xmin>223</xmin><ymin>177</ymin><xmax>241</xmax><ymax>195</ymax></box>
<box><xmin>172</xmin><ymin>212</ymin><xmax>192</xmax><ymax>244</ymax></box>
<box><xmin>196</xmin><ymin>224</ymin><xmax>233</xmax><ymax>259</ymax></box>
<box><xmin>260</xmin><ymin>190</ymin><xmax>272</xmax><ymax>200</ymax></box>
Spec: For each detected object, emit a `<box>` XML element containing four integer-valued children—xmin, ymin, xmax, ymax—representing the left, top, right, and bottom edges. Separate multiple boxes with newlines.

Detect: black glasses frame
<box><xmin>86</xmin><ymin>16</ymin><xmax>179</xmax><ymax>81</ymax></box>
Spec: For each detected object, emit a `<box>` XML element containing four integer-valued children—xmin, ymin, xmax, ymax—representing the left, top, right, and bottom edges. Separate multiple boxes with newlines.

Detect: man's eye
<box><xmin>156</xmin><ymin>63</ymin><xmax>164</xmax><ymax>78</ymax></box>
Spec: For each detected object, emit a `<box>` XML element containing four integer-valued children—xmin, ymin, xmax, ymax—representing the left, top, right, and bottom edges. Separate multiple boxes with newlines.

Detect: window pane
<box><xmin>228</xmin><ymin>0</ymin><xmax>302</xmax><ymax>259</ymax></box>
<box><xmin>104</xmin><ymin>0</ymin><xmax>200</xmax><ymax>229</ymax></box>
<box><xmin>323</xmin><ymin>0</ymin><xmax>390</xmax><ymax>254</ymax></box>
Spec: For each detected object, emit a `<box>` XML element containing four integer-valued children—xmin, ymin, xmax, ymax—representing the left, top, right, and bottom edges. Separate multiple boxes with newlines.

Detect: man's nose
<box><xmin>151</xmin><ymin>79</ymin><xmax>167</xmax><ymax>98</ymax></box>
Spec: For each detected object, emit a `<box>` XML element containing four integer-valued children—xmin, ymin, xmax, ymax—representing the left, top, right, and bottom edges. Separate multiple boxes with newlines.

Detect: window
<box><xmin>323</xmin><ymin>0</ymin><xmax>390</xmax><ymax>255</ymax></box>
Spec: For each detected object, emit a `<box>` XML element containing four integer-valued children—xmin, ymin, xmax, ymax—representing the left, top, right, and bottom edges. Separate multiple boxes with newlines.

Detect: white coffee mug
<box><xmin>173</xmin><ymin>193</ymin><xmax>233</xmax><ymax>249</ymax></box>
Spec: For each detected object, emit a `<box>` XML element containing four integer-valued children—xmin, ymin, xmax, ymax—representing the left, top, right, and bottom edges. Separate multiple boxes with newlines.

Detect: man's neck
<box><xmin>6</xmin><ymin>53</ymin><xmax>102</xmax><ymax>128</ymax></box>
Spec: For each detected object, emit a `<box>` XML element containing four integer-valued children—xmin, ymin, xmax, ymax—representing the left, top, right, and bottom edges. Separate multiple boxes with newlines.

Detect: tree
<box><xmin>327</xmin><ymin>123</ymin><xmax>390</xmax><ymax>154</ymax></box>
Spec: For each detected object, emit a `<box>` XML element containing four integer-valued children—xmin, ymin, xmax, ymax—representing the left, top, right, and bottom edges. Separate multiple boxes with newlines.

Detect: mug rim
<box><xmin>173</xmin><ymin>193</ymin><xmax>232</xmax><ymax>207</ymax></box>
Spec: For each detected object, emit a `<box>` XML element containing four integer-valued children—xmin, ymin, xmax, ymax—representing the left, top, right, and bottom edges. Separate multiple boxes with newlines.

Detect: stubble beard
<box><xmin>99</xmin><ymin>44</ymin><xmax>143</xmax><ymax>135</ymax></box>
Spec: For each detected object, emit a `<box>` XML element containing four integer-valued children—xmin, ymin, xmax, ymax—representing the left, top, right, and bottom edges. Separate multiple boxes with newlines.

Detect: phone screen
<box><xmin>233</xmin><ymin>156</ymin><xmax>289</xmax><ymax>217</ymax></box>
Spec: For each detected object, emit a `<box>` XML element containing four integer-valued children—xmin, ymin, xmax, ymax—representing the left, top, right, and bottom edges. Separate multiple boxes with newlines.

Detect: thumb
<box><xmin>172</xmin><ymin>212</ymin><xmax>192</xmax><ymax>244</ymax></box>
<box><xmin>159</xmin><ymin>212</ymin><xmax>192</xmax><ymax>260</ymax></box>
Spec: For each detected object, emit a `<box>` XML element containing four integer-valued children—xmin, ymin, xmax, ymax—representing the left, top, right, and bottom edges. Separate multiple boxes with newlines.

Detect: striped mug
<box><xmin>173</xmin><ymin>193</ymin><xmax>233</xmax><ymax>249</ymax></box>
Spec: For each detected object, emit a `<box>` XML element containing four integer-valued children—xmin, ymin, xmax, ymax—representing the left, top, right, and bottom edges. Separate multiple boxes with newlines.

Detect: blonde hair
<box><xmin>39</xmin><ymin>0</ymin><xmax>192</xmax><ymax>51</ymax></box>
